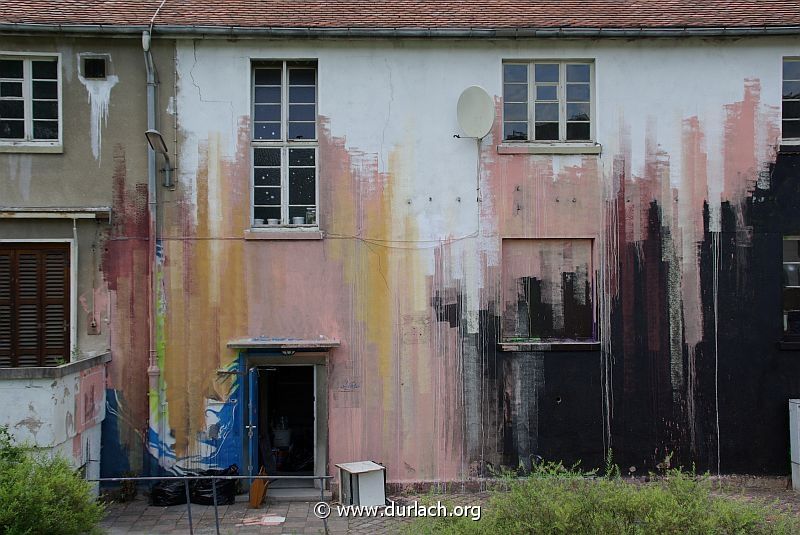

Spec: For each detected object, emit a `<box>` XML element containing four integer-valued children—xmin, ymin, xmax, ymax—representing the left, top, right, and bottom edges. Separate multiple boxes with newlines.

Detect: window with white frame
<box><xmin>503</xmin><ymin>61</ymin><xmax>593</xmax><ymax>143</ymax></box>
<box><xmin>783</xmin><ymin>58</ymin><xmax>800</xmax><ymax>140</ymax></box>
<box><xmin>251</xmin><ymin>60</ymin><xmax>318</xmax><ymax>227</ymax></box>
<box><xmin>0</xmin><ymin>55</ymin><xmax>60</xmax><ymax>143</ymax></box>
<box><xmin>784</xmin><ymin>236</ymin><xmax>800</xmax><ymax>338</ymax></box>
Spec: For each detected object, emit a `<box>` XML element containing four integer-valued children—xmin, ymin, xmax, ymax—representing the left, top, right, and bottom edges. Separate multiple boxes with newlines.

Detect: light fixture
<box><xmin>145</xmin><ymin>129</ymin><xmax>174</xmax><ymax>188</ymax></box>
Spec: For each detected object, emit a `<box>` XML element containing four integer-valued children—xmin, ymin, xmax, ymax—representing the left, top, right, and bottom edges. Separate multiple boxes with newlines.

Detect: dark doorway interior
<box><xmin>257</xmin><ymin>366</ymin><xmax>314</xmax><ymax>486</ymax></box>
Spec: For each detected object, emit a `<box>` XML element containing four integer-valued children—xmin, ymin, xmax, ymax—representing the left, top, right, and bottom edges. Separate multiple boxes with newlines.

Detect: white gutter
<box><xmin>1</xmin><ymin>23</ymin><xmax>800</xmax><ymax>38</ymax></box>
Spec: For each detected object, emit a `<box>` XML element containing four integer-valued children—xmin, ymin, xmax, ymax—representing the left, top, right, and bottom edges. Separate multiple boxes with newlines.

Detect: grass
<box><xmin>407</xmin><ymin>457</ymin><xmax>800</xmax><ymax>534</ymax></box>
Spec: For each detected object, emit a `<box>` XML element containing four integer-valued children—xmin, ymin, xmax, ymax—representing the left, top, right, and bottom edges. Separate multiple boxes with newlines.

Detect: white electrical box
<box><xmin>791</xmin><ymin>400</ymin><xmax>800</xmax><ymax>491</ymax></box>
<box><xmin>336</xmin><ymin>461</ymin><xmax>386</xmax><ymax>507</ymax></box>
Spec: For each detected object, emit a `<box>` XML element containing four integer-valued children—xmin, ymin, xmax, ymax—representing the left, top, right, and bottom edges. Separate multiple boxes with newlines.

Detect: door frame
<box><xmin>243</xmin><ymin>353</ymin><xmax>328</xmax><ymax>488</ymax></box>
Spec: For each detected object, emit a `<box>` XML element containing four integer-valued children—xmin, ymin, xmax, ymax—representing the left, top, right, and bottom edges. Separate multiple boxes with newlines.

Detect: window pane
<box><xmin>289</xmin><ymin>104</ymin><xmax>315</xmax><ymax>121</ymax></box>
<box><xmin>254</xmin><ymin>122</ymin><xmax>281</xmax><ymax>140</ymax></box>
<box><xmin>33</xmin><ymin>121</ymin><xmax>58</xmax><ymax>140</ymax></box>
<box><xmin>503</xmin><ymin>84</ymin><xmax>527</xmax><ymax>102</ymax></box>
<box><xmin>32</xmin><ymin>60</ymin><xmax>57</xmax><ymax>80</ymax></box>
<box><xmin>288</xmin><ymin>122</ymin><xmax>315</xmax><ymax>139</ymax></box>
<box><xmin>0</xmin><ymin>60</ymin><xmax>23</xmax><ymax>79</ymax></box>
<box><xmin>289</xmin><ymin>168</ymin><xmax>316</xmax><ymax>205</ymax></box>
<box><xmin>254</xmin><ymin>104</ymin><xmax>280</xmax><ymax>121</ymax></box>
<box><xmin>566</xmin><ymin>64</ymin><xmax>590</xmax><ymax>83</ymax></box>
<box><xmin>503</xmin><ymin>64</ymin><xmax>527</xmax><ymax>83</ymax></box>
<box><xmin>567</xmin><ymin>83</ymin><xmax>590</xmax><ymax>102</ymax></box>
<box><xmin>289</xmin><ymin>86</ymin><xmax>315</xmax><ymax>104</ymax></box>
<box><xmin>534</xmin><ymin>122</ymin><xmax>559</xmax><ymax>140</ymax></box>
<box><xmin>254</xmin><ymin>167</ymin><xmax>281</xmax><ymax>186</ymax></box>
<box><xmin>786</xmin><ymin>287</ymin><xmax>800</xmax><ymax>310</ymax></box>
<box><xmin>785</xmin><ymin>263</ymin><xmax>800</xmax><ymax>287</ymax></box>
<box><xmin>289</xmin><ymin>68</ymin><xmax>315</xmax><ymax>85</ymax></box>
<box><xmin>566</xmin><ymin>122</ymin><xmax>591</xmax><ymax>141</ymax></box>
<box><xmin>254</xmin><ymin>148</ymin><xmax>281</xmax><ymax>166</ymax></box>
<box><xmin>32</xmin><ymin>80</ymin><xmax>57</xmax><ymax>100</ymax></box>
<box><xmin>0</xmin><ymin>100</ymin><xmax>24</xmax><ymax>118</ymax></box>
<box><xmin>254</xmin><ymin>187</ymin><xmax>281</xmax><ymax>205</ymax></box>
<box><xmin>289</xmin><ymin>148</ymin><xmax>315</xmax><ymax>166</ymax></box>
<box><xmin>534</xmin><ymin>102</ymin><xmax>558</xmax><ymax>122</ymax></box>
<box><xmin>289</xmin><ymin>206</ymin><xmax>316</xmax><ymax>222</ymax></box>
<box><xmin>33</xmin><ymin>100</ymin><xmax>58</xmax><ymax>120</ymax></box>
<box><xmin>0</xmin><ymin>82</ymin><xmax>22</xmax><ymax>97</ymax></box>
<box><xmin>534</xmin><ymin>63</ymin><xmax>559</xmax><ymax>83</ymax></box>
<box><xmin>503</xmin><ymin>122</ymin><xmax>528</xmax><ymax>141</ymax></box>
<box><xmin>784</xmin><ymin>81</ymin><xmax>800</xmax><ymax>99</ymax></box>
<box><xmin>536</xmin><ymin>85</ymin><xmax>557</xmax><ymax>101</ymax></box>
<box><xmin>784</xmin><ymin>60</ymin><xmax>800</xmax><ymax>80</ymax></box>
<box><xmin>784</xmin><ymin>100</ymin><xmax>800</xmax><ymax>120</ymax></box>
<box><xmin>0</xmin><ymin>120</ymin><xmax>23</xmax><ymax>138</ymax></box>
<box><xmin>254</xmin><ymin>206</ymin><xmax>281</xmax><ymax>223</ymax></box>
<box><xmin>254</xmin><ymin>86</ymin><xmax>280</xmax><ymax>104</ymax></box>
<box><xmin>504</xmin><ymin>103</ymin><xmax>527</xmax><ymax>122</ymax></box>
<box><xmin>783</xmin><ymin>120</ymin><xmax>800</xmax><ymax>139</ymax></box>
<box><xmin>567</xmin><ymin>102</ymin><xmax>590</xmax><ymax>121</ymax></box>
<box><xmin>785</xmin><ymin>239</ymin><xmax>800</xmax><ymax>262</ymax></box>
<box><xmin>254</xmin><ymin>68</ymin><xmax>281</xmax><ymax>85</ymax></box>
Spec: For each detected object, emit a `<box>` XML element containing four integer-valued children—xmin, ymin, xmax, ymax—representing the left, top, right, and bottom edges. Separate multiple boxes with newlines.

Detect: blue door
<box><xmin>247</xmin><ymin>367</ymin><xmax>259</xmax><ymax>477</ymax></box>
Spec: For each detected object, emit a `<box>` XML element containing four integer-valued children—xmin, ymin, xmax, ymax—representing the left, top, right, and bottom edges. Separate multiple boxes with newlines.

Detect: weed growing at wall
<box><xmin>408</xmin><ymin>459</ymin><xmax>800</xmax><ymax>534</ymax></box>
<box><xmin>0</xmin><ymin>427</ymin><xmax>104</xmax><ymax>535</ymax></box>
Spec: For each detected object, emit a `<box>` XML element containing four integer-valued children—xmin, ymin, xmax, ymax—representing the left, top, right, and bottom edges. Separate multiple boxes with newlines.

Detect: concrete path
<box><xmin>99</xmin><ymin>495</ymin><xmax>428</xmax><ymax>534</ymax></box>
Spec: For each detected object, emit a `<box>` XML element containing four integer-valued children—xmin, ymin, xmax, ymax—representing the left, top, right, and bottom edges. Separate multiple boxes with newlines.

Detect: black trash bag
<box><xmin>149</xmin><ymin>479</ymin><xmax>189</xmax><ymax>506</ymax></box>
<box><xmin>190</xmin><ymin>464</ymin><xmax>239</xmax><ymax>505</ymax></box>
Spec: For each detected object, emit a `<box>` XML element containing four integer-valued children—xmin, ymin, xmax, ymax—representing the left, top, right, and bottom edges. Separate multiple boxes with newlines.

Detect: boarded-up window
<box><xmin>0</xmin><ymin>243</ymin><xmax>70</xmax><ymax>367</ymax></box>
<box><xmin>502</xmin><ymin>239</ymin><xmax>594</xmax><ymax>340</ymax></box>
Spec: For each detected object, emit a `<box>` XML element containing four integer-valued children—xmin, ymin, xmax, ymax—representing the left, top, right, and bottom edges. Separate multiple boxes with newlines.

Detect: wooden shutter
<box><xmin>0</xmin><ymin>244</ymin><xmax>69</xmax><ymax>367</ymax></box>
<box><xmin>0</xmin><ymin>250</ymin><xmax>11</xmax><ymax>367</ymax></box>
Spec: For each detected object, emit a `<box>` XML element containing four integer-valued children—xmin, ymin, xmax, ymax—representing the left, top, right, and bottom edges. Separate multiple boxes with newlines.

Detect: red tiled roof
<box><xmin>1</xmin><ymin>0</ymin><xmax>800</xmax><ymax>30</ymax></box>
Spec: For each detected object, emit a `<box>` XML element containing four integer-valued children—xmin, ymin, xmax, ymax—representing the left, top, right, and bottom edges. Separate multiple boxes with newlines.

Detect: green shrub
<box><xmin>0</xmin><ymin>426</ymin><xmax>104</xmax><ymax>535</ymax></box>
<box><xmin>409</xmin><ymin>461</ymin><xmax>800</xmax><ymax>535</ymax></box>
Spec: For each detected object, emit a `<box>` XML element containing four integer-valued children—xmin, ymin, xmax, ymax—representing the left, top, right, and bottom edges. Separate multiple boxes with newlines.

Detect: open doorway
<box><xmin>257</xmin><ymin>366</ymin><xmax>315</xmax><ymax>488</ymax></box>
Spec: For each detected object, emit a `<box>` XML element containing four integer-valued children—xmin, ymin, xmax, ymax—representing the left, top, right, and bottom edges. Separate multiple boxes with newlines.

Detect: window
<box><xmin>0</xmin><ymin>54</ymin><xmax>60</xmax><ymax>144</ymax></box>
<box><xmin>783</xmin><ymin>58</ymin><xmax>800</xmax><ymax>140</ymax></box>
<box><xmin>0</xmin><ymin>244</ymin><xmax>70</xmax><ymax>367</ymax></box>
<box><xmin>784</xmin><ymin>237</ymin><xmax>800</xmax><ymax>338</ymax></box>
<box><xmin>82</xmin><ymin>57</ymin><xmax>106</xmax><ymax>80</ymax></box>
<box><xmin>503</xmin><ymin>61</ymin><xmax>593</xmax><ymax>143</ymax></box>
<box><xmin>251</xmin><ymin>61</ymin><xmax>318</xmax><ymax>227</ymax></box>
<box><xmin>502</xmin><ymin>239</ymin><xmax>594</xmax><ymax>340</ymax></box>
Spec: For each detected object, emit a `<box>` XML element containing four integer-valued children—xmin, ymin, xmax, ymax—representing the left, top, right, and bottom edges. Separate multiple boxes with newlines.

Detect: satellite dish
<box><xmin>457</xmin><ymin>86</ymin><xmax>494</xmax><ymax>139</ymax></box>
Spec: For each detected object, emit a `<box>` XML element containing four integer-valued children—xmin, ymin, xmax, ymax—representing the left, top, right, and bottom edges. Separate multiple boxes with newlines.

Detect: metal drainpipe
<box><xmin>143</xmin><ymin>30</ymin><xmax>162</xmax><ymax>471</ymax></box>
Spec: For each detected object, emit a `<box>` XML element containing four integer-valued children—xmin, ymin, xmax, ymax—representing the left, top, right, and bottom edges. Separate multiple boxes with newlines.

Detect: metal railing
<box><xmin>92</xmin><ymin>474</ymin><xmax>333</xmax><ymax>535</ymax></box>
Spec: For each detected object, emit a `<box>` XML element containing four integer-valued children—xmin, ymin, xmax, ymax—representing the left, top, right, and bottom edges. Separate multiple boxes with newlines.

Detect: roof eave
<box><xmin>2</xmin><ymin>22</ymin><xmax>800</xmax><ymax>38</ymax></box>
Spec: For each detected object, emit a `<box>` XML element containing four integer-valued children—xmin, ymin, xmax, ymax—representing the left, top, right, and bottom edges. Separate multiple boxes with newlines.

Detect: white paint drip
<box><xmin>78</xmin><ymin>73</ymin><xmax>118</xmax><ymax>164</ymax></box>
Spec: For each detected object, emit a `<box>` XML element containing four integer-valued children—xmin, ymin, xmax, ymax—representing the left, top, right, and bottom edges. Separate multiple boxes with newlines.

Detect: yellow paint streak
<box><xmin>163</xmin><ymin>133</ymin><xmax>249</xmax><ymax>459</ymax></box>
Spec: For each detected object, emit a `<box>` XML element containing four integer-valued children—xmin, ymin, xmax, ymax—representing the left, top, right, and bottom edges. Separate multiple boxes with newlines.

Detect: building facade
<box><xmin>2</xmin><ymin>3</ymin><xmax>800</xmax><ymax>486</ymax></box>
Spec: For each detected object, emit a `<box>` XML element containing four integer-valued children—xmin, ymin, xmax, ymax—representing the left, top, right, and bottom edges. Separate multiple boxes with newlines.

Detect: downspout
<box><xmin>143</xmin><ymin>29</ymin><xmax>162</xmax><ymax>473</ymax></box>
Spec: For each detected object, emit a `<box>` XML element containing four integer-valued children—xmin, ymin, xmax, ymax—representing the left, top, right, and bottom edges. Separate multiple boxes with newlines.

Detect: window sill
<box><xmin>497</xmin><ymin>142</ymin><xmax>601</xmax><ymax>155</ymax></box>
<box><xmin>498</xmin><ymin>340</ymin><xmax>600</xmax><ymax>352</ymax></box>
<box><xmin>244</xmin><ymin>228</ymin><xmax>323</xmax><ymax>240</ymax></box>
<box><xmin>0</xmin><ymin>141</ymin><xmax>63</xmax><ymax>154</ymax></box>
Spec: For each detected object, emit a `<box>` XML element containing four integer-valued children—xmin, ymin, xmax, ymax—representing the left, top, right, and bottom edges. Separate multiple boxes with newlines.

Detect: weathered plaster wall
<box><xmin>0</xmin><ymin>35</ymin><xmax>175</xmax><ymax>476</ymax></box>
<box><xmin>122</xmin><ymin>36</ymin><xmax>800</xmax><ymax>481</ymax></box>
<box><xmin>0</xmin><ymin>360</ymin><xmax>106</xmax><ymax>483</ymax></box>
